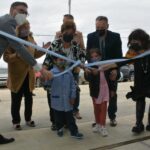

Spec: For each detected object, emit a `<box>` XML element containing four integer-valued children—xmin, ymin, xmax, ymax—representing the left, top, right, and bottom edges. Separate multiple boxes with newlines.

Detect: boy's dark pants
<box><xmin>54</xmin><ymin>110</ymin><xmax>78</xmax><ymax>135</ymax></box>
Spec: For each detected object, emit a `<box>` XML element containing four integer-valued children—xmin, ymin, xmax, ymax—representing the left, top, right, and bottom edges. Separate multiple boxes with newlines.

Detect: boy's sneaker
<box><xmin>132</xmin><ymin>124</ymin><xmax>144</xmax><ymax>134</ymax></box>
<box><xmin>110</xmin><ymin>119</ymin><xmax>117</xmax><ymax>127</ymax></box>
<box><xmin>146</xmin><ymin>124</ymin><xmax>150</xmax><ymax>131</ymax></box>
<box><xmin>26</xmin><ymin>121</ymin><xmax>36</xmax><ymax>127</ymax></box>
<box><xmin>57</xmin><ymin>129</ymin><xmax>63</xmax><ymax>137</ymax></box>
<box><xmin>92</xmin><ymin>122</ymin><xmax>96</xmax><ymax>127</ymax></box>
<box><xmin>13</xmin><ymin>124</ymin><xmax>22</xmax><ymax>130</ymax></box>
<box><xmin>51</xmin><ymin>124</ymin><xmax>57</xmax><ymax>131</ymax></box>
<box><xmin>99</xmin><ymin>127</ymin><xmax>108</xmax><ymax>137</ymax></box>
<box><xmin>92</xmin><ymin>124</ymin><xmax>99</xmax><ymax>133</ymax></box>
<box><xmin>71</xmin><ymin>132</ymin><xmax>84</xmax><ymax>139</ymax></box>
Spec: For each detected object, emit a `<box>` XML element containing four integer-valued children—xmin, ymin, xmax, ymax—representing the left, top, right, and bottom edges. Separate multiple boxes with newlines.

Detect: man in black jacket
<box><xmin>86</xmin><ymin>16</ymin><xmax>122</xmax><ymax>126</ymax></box>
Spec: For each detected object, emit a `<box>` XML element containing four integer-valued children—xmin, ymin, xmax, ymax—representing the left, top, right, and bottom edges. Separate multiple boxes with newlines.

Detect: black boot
<box><xmin>0</xmin><ymin>134</ymin><xmax>15</xmax><ymax>144</ymax></box>
<box><xmin>132</xmin><ymin>124</ymin><xmax>144</xmax><ymax>133</ymax></box>
<box><xmin>146</xmin><ymin>105</ymin><xmax>150</xmax><ymax>131</ymax></box>
<box><xmin>146</xmin><ymin>124</ymin><xmax>150</xmax><ymax>131</ymax></box>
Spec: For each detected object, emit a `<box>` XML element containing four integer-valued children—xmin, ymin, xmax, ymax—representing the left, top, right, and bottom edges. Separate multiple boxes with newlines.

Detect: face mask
<box><xmin>129</xmin><ymin>43</ymin><xmax>142</xmax><ymax>51</ymax></box>
<box><xmin>19</xmin><ymin>29</ymin><xmax>29</xmax><ymax>38</ymax></box>
<box><xmin>63</xmin><ymin>34</ymin><xmax>73</xmax><ymax>43</ymax></box>
<box><xmin>15</xmin><ymin>13</ymin><xmax>27</xmax><ymax>26</ymax></box>
<box><xmin>96</xmin><ymin>29</ymin><xmax>106</xmax><ymax>36</ymax></box>
<box><xmin>55</xmin><ymin>61</ymin><xmax>67</xmax><ymax>69</ymax></box>
<box><xmin>90</xmin><ymin>57</ymin><xmax>101</xmax><ymax>63</ymax></box>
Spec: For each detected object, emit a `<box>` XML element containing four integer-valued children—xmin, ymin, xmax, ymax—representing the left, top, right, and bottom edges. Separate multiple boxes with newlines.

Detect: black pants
<box><xmin>54</xmin><ymin>110</ymin><xmax>78</xmax><ymax>135</ymax></box>
<box><xmin>73</xmin><ymin>73</ymin><xmax>80</xmax><ymax>113</ymax></box>
<box><xmin>108</xmin><ymin>80</ymin><xmax>118</xmax><ymax>120</ymax></box>
<box><xmin>47</xmin><ymin>90</ymin><xmax>55</xmax><ymax>124</ymax></box>
<box><xmin>11</xmin><ymin>75</ymin><xmax>33</xmax><ymax>124</ymax></box>
<box><xmin>108</xmin><ymin>94</ymin><xmax>117</xmax><ymax>120</ymax></box>
<box><xmin>73</xmin><ymin>86</ymin><xmax>80</xmax><ymax>113</ymax></box>
<box><xmin>148</xmin><ymin>105</ymin><xmax>150</xmax><ymax>125</ymax></box>
<box><xmin>135</xmin><ymin>97</ymin><xmax>146</xmax><ymax>126</ymax></box>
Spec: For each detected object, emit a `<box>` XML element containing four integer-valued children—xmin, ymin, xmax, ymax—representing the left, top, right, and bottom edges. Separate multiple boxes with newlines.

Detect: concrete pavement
<box><xmin>0</xmin><ymin>82</ymin><xmax>150</xmax><ymax>150</ymax></box>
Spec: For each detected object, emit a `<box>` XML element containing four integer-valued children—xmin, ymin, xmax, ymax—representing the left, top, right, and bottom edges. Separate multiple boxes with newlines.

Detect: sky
<box><xmin>1</xmin><ymin>0</ymin><xmax>150</xmax><ymax>67</ymax></box>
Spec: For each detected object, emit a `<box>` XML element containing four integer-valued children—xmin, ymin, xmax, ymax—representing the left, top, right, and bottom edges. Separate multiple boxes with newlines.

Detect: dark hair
<box><xmin>64</xmin><ymin>14</ymin><xmax>74</xmax><ymax>20</ymax></box>
<box><xmin>128</xmin><ymin>29</ymin><xmax>150</xmax><ymax>49</ymax></box>
<box><xmin>89</xmin><ymin>48</ymin><xmax>101</xmax><ymax>57</ymax></box>
<box><xmin>11</xmin><ymin>1</ymin><xmax>28</xmax><ymax>8</ymax></box>
<box><xmin>96</xmin><ymin>16</ymin><xmax>108</xmax><ymax>22</ymax></box>
<box><xmin>61</xmin><ymin>20</ymin><xmax>76</xmax><ymax>33</ymax></box>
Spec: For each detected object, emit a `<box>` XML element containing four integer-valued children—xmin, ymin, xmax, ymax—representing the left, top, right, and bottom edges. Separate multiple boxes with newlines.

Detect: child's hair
<box><xmin>89</xmin><ymin>48</ymin><xmax>101</xmax><ymax>57</ymax></box>
<box><xmin>52</xmin><ymin>51</ymin><xmax>66</xmax><ymax>61</ymax></box>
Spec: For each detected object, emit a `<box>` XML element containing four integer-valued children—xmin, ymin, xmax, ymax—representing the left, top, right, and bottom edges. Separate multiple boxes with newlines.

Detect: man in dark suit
<box><xmin>86</xmin><ymin>16</ymin><xmax>122</xmax><ymax>127</ymax></box>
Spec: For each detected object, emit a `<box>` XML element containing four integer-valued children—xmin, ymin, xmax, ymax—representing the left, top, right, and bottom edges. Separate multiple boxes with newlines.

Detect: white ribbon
<box><xmin>1</xmin><ymin>30</ymin><xmax>150</xmax><ymax>77</ymax></box>
<box><xmin>53</xmin><ymin>60</ymin><xmax>81</xmax><ymax>77</ymax></box>
<box><xmin>0</xmin><ymin>31</ymin><xmax>76</xmax><ymax>63</ymax></box>
<box><xmin>85</xmin><ymin>58</ymin><xmax>129</xmax><ymax>67</ymax></box>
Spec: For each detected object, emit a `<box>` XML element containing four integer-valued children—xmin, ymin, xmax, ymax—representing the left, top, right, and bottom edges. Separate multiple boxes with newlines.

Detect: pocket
<box><xmin>52</xmin><ymin>95</ymin><xmax>60</xmax><ymax>98</ymax></box>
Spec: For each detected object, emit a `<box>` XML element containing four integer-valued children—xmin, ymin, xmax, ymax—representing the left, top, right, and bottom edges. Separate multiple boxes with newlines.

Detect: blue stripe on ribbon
<box><xmin>1</xmin><ymin>30</ymin><xmax>150</xmax><ymax>77</ymax></box>
<box><xmin>0</xmin><ymin>31</ymin><xmax>76</xmax><ymax>63</ymax></box>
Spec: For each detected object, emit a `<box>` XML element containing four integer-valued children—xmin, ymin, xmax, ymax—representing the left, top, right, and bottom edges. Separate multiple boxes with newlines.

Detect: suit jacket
<box><xmin>86</xmin><ymin>30</ymin><xmax>122</xmax><ymax>60</ymax></box>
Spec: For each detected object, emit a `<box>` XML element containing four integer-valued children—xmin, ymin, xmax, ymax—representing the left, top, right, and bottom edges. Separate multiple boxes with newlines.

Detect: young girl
<box><xmin>84</xmin><ymin>48</ymin><xmax>112</xmax><ymax>136</ymax></box>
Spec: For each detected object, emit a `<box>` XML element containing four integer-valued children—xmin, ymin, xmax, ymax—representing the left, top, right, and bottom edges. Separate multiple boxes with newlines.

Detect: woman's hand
<box><xmin>43</xmin><ymin>42</ymin><xmax>51</xmax><ymax>49</ymax></box>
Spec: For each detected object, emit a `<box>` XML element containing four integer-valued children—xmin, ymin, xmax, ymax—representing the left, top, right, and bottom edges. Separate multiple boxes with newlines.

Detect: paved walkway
<box><xmin>0</xmin><ymin>83</ymin><xmax>150</xmax><ymax>149</ymax></box>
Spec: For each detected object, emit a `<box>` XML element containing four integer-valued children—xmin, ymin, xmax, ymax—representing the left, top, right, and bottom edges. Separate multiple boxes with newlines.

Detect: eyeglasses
<box><xmin>16</xmin><ymin>8</ymin><xmax>29</xmax><ymax>16</ymax></box>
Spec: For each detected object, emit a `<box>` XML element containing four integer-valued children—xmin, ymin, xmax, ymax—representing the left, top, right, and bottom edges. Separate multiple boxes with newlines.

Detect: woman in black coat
<box><xmin>125</xmin><ymin>29</ymin><xmax>150</xmax><ymax>133</ymax></box>
<box><xmin>102</xmin><ymin>29</ymin><xmax>150</xmax><ymax>133</ymax></box>
<box><xmin>114</xmin><ymin>29</ymin><xmax>150</xmax><ymax>133</ymax></box>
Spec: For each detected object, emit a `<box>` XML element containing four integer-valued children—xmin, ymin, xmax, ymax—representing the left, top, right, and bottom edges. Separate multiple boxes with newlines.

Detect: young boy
<box><xmin>47</xmin><ymin>52</ymin><xmax>83</xmax><ymax>139</ymax></box>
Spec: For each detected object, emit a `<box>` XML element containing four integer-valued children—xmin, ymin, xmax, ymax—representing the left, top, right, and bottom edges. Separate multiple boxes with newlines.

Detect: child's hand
<box><xmin>100</xmin><ymin>64</ymin><xmax>117</xmax><ymax>71</ymax></box>
<box><xmin>40</xmin><ymin>68</ymin><xmax>53</xmax><ymax>81</ymax></box>
<box><xmin>109</xmin><ymin>69</ymin><xmax>117</xmax><ymax>81</ymax></box>
<box><xmin>73</xmin><ymin>67</ymin><xmax>80</xmax><ymax>73</ymax></box>
<box><xmin>91</xmin><ymin>68</ymin><xmax>99</xmax><ymax>75</ymax></box>
<box><xmin>84</xmin><ymin>68</ymin><xmax>91</xmax><ymax>74</ymax></box>
<box><xmin>69</xmin><ymin>99</ymin><xmax>75</xmax><ymax>105</ymax></box>
<box><xmin>110</xmin><ymin>91</ymin><xmax>116</xmax><ymax>98</ymax></box>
